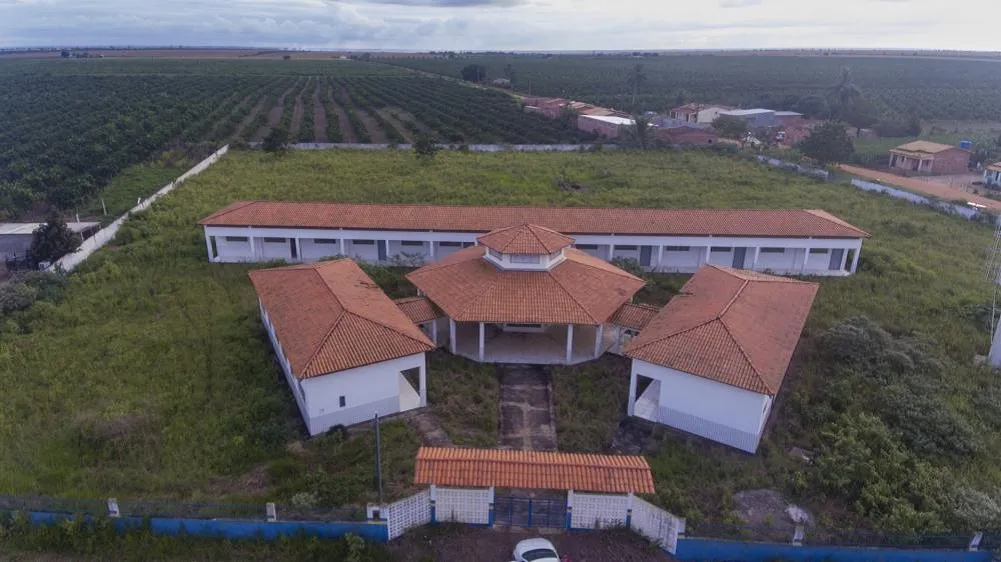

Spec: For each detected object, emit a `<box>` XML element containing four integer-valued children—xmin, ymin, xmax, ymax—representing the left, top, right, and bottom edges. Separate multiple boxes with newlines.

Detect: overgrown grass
<box><xmin>551</xmin><ymin>356</ymin><xmax>631</xmax><ymax>453</ymax></box>
<box><xmin>0</xmin><ymin>148</ymin><xmax>996</xmax><ymax>533</ymax></box>
<box><xmin>426</xmin><ymin>352</ymin><xmax>499</xmax><ymax>447</ymax></box>
<box><xmin>79</xmin><ymin>154</ymin><xmax>196</xmax><ymax>222</ymax></box>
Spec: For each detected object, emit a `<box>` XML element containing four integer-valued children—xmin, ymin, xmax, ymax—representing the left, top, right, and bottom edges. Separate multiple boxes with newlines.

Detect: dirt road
<box><xmin>838</xmin><ymin>164</ymin><xmax>1001</xmax><ymax>212</ymax></box>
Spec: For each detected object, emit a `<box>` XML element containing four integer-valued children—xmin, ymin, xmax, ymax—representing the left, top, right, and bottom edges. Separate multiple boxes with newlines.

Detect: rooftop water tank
<box><xmin>960</xmin><ymin>140</ymin><xmax>973</xmax><ymax>150</ymax></box>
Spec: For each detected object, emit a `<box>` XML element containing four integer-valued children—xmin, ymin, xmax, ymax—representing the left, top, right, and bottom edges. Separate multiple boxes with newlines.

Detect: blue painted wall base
<box><xmin>675</xmin><ymin>537</ymin><xmax>991</xmax><ymax>562</ymax></box>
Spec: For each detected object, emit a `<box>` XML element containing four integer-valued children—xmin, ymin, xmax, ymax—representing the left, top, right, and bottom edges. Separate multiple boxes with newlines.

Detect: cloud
<box><xmin>350</xmin><ymin>0</ymin><xmax>524</xmax><ymax>5</ymax></box>
<box><xmin>719</xmin><ymin>0</ymin><xmax>763</xmax><ymax>7</ymax></box>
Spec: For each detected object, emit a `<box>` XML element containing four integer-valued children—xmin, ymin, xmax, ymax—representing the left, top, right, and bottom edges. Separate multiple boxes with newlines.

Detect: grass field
<box><xmin>1</xmin><ymin>148</ymin><xmax>998</xmax><ymax>533</ymax></box>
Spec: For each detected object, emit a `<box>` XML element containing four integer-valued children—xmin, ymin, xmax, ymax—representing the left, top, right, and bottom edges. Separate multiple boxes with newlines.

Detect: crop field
<box><xmin>383</xmin><ymin>53</ymin><xmax>1001</xmax><ymax>121</ymax></box>
<box><xmin>1</xmin><ymin>148</ymin><xmax>999</xmax><ymax>535</ymax></box>
<box><xmin>0</xmin><ymin>58</ymin><xmax>592</xmax><ymax>220</ymax></box>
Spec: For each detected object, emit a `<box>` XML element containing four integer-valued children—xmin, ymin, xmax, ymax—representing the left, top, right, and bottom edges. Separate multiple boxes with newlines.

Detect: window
<box><xmin>353</xmin><ymin>239</ymin><xmax>375</xmax><ymax>245</ymax></box>
<box><xmin>401</xmin><ymin>240</ymin><xmax>425</xmax><ymax>247</ymax></box>
<box><xmin>809</xmin><ymin>248</ymin><xmax>829</xmax><ymax>254</ymax></box>
<box><xmin>505</xmin><ymin>323</ymin><xmax>543</xmax><ymax>329</ymax></box>
<box><xmin>262</xmin><ymin>237</ymin><xmax>285</xmax><ymax>243</ymax></box>
<box><xmin>664</xmin><ymin>245</ymin><xmax>690</xmax><ymax>252</ymax></box>
<box><xmin>711</xmin><ymin>246</ymin><xmax>733</xmax><ymax>252</ymax></box>
<box><xmin>616</xmin><ymin>245</ymin><xmax>638</xmax><ymax>251</ymax></box>
<box><xmin>439</xmin><ymin>241</ymin><xmax>461</xmax><ymax>247</ymax></box>
<box><xmin>760</xmin><ymin>247</ymin><xmax>785</xmax><ymax>253</ymax></box>
<box><xmin>339</xmin><ymin>396</ymin><xmax>346</xmax><ymax>408</ymax></box>
<box><xmin>575</xmin><ymin>244</ymin><xmax>599</xmax><ymax>250</ymax></box>
<box><xmin>314</xmin><ymin>238</ymin><xmax>338</xmax><ymax>245</ymax></box>
<box><xmin>224</xmin><ymin>236</ymin><xmax>248</xmax><ymax>242</ymax></box>
<box><xmin>488</xmin><ymin>248</ymin><xmax>502</xmax><ymax>259</ymax></box>
<box><xmin>462</xmin><ymin>242</ymin><xmax>474</xmax><ymax>248</ymax></box>
<box><xmin>510</xmin><ymin>254</ymin><xmax>541</xmax><ymax>264</ymax></box>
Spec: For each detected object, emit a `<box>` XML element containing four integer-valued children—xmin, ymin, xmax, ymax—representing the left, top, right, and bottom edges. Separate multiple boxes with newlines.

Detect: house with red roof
<box><xmin>624</xmin><ymin>265</ymin><xmax>818</xmax><ymax>452</ymax></box>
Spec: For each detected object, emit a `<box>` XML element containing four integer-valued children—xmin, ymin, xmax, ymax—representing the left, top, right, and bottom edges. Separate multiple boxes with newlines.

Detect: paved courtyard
<box><xmin>497</xmin><ymin>364</ymin><xmax>558</xmax><ymax>451</ymax></box>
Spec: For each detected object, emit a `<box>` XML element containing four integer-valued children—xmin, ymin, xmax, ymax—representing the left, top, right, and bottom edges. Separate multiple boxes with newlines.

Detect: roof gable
<box><xmin>249</xmin><ymin>260</ymin><xmax>433</xmax><ymax>378</ymax></box>
<box><xmin>892</xmin><ymin>140</ymin><xmax>962</xmax><ymax>155</ymax></box>
<box><xmin>625</xmin><ymin>265</ymin><xmax>817</xmax><ymax>395</ymax></box>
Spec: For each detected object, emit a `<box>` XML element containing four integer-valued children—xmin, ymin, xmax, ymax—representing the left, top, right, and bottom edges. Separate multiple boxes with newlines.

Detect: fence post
<box><xmin>969</xmin><ymin>532</ymin><xmax>983</xmax><ymax>551</ymax></box>
<box><xmin>625</xmin><ymin>492</ymin><xmax>634</xmax><ymax>529</ymax></box>
<box><xmin>266</xmin><ymin>502</ymin><xmax>277</xmax><ymax>523</ymax></box>
<box><xmin>429</xmin><ymin>484</ymin><xmax>437</xmax><ymax>524</ymax></box>
<box><xmin>565</xmin><ymin>490</ymin><xmax>573</xmax><ymax>530</ymax></box>
<box><xmin>107</xmin><ymin>498</ymin><xmax>120</xmax><ymax>518</ymax></box>
<box><xmin>487</xmin><ymin>486</ymin><xmax>495</xmax><ymax>526</ymax></box>
<box><xmin>792</xmin><ymin>525</ymin><xmax>804</xmax><ymax>546</ymax></box>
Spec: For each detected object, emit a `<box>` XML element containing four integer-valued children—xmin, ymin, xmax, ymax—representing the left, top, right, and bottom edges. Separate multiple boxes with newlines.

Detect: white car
<box><xmin>512</xmin><ymin>538</ymin><xmax>560</xmax><ymax>562</ymax></box>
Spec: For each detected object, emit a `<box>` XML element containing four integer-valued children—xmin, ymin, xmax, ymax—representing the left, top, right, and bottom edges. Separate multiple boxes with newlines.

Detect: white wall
<box><xmin>300</xmin><ymin>238</ymin><xmax>342</xmax><ymax>261</ymax></box>
<box><xmin>259</xmin><ymin>301</ymin><xmax>308</xmax><ymax>418</ymax></box>
<box><xmin>300</xmin><ymin>353</ymin><xmax>426</xmax><ymax>435</ymax></box>
<box><xmin>205</xmin><ymin>225</ymin><xmax>864</xmax><ymax>277</ymax></box>
<box><xmin>630</xmin><ymin>359</ymin><xmax>771</xmax><ymax>453</ymax></box>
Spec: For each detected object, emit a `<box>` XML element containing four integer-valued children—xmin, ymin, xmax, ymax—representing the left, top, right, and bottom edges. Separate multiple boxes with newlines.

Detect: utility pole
<box><xmin>374</xmin><ymin>412</ymin><xmax>383</xmax><ymax>506</ymax></box>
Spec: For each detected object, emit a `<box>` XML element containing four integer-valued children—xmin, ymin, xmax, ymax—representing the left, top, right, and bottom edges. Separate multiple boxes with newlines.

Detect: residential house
<box><xmin>200</xmin><ymin>201</ymin><xmax>868</xmax><ymax>276</ymax></box>
<box><xmin>624</xmin><ymin>265</ymin><xmax>818</xmax><ymax>453</ymax></box>
<box><xmin>717</xmin><ymin>109</ymin><xmax>777</xmax><ymax>129</ymax></box>
<box><xmin>889</xmin><ymin>141</ymin><xmax>972</xmax><ymax>175</ymax></box>
<box><xmin>669</xmin><ymin>103</ymin><xmax>733</xmax><ymax>124</ymax></box>
<box><xmin>985</xmin><ymin>162</ymin><xmax>1001</xmax><ymax>188</ymax></box>
<box><xmin>0</xmin><ymin>221</ymin><xmax>99</xmax><ymax>261</ymax></box>
<box><xmin>655</xmin><ymin>125</ymin><xmax>718</xmax><ymax>146</ymax></box>
<box><xmin>249</xmin><ymin>259</ymin><xmax>434</xmax><ymax>435</ymax></box>
<box><xmin>577</xmin><ymin>114</ymin><xmax>635</xmax><ymax>139</ymax></box>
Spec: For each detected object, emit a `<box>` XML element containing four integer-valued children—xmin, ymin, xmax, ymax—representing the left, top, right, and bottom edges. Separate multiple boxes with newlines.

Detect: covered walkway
<box><xmin>451</xmin><ymin>322</ymin><xmax>615</xmax><ymax>365</ymax></box>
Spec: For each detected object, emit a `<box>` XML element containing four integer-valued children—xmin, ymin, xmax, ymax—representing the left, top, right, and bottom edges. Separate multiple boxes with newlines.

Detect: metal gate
<box><xmin>494</xmin><ymin>496</ymin><xmax>567</xmax><ymax>529</ymax></box>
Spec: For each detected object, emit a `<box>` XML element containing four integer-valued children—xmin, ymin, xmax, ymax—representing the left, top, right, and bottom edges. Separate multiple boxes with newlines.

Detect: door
<box><xmin>829</xmin><ymin>248</ymin><xmax>844</xmax><ymax>271</ymax></box>
<box><xmin>289</xmin><ymin>239</ymin><xmax>298</xmax><ymax>260</ymax></box>
<box><xmin>639</xmin><ymin>246</ymin><xmax>653</xmax><ymax>267</ymax></box>
<box><xmin>732</xmin><ymin>247</ymin><xmax>747</xmax><ymax>269</ymax></box>
<box><xmin>377</xmin><ymin>240</ymin><xmax>388</xmax><ymax>262</ymax></box>
<box><xmin>493</xmin><ymin>494</ymin><xmax>567</xmax><ymax>529</ymax></box>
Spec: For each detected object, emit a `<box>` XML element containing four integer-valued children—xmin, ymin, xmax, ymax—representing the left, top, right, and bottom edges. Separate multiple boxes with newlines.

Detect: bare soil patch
<box><xmin>389</xmin><ymin>525</ymin><xmax>672</xmax><ymax>562</ymax></box>
<box><xmin>325</xmin><ymin>84</ymin><xmax>357</xmax><ymax>143</ymax></box>
<box><xmin>312</xmin><ymin>85</ymin><xmax>327</xmax><ymax>142</ymax></box>
<box><xmin>337</xmin><ymin>86</ymin><xmax>387</xmax><ymax>143</ymax></box>
<box><xmin>376</xmin><ymin>108</ymin><xmax>414</xmax><ymax>142</ymax></box>
<box><xmin>231</xmin><ymin>94</ymin><xmax>268</xmax><ymax>142</ymax></box>
<box><xmin>839</xmin><ymin>164</ymin><xmax>1001</xmax><ymax>212</ymax></box>
<box><xmin>391</xmin><ymin>107</ymin><xmax>429</xmax><ymax>133</ymax></box>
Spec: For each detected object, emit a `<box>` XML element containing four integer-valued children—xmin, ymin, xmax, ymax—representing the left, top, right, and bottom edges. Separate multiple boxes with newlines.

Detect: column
<box><xmin>751</xmin><ymin>246</ymin><xmax>761</xmax><ymax>270</ymax></box>
<box><xmin>615</xmin><ymin>326</ymin><xmax>623</xmax><ymax>354</ymax></box>
<box><xmin>293</xmin><ymin>238</ymin><xmax>301</xmax><ymax>262</ymax></box>
<box><xmin>431</xmin><ymin>318</ymin><xmax>438</xmax><ymax>347</ymax></box>
<box><xmin>657</xmin><ymin>245</ymin><xmax>664</xmax><ymax>272</ymax></box>
<box><xmin>204</xmin><ymin>233</ymin><xmax>215</xmax><ymax>262</ymax></box>
<box><xmin>840</xmin><ymin>248</ymin><xmax>849</xmax><ymax>272</ymax></box>
<box><xmin>607</xmin><ymin>244</ymin><xmax>615</xmax><ymax>261</ymax></box>
<box><xmin>626</xmin><ymin>492</ymin><xmax>634</xmax><ymax>528</ymax></box>
<box><xmin>418</xmin><ymin>362</ymin><xmax>427</xmax><ymax>407</ymax></box>
<box><xmin>565</xmin><ymin>324</ymin><xmax>574</xmax><ymax>363</ymax></box>
<box><xmin>850</xmin><ymin>248</ymin><xmax>861</xmax><ymax>273</ymax></box>
<box><xmin>339</xmin><ymin>237</ymin><xmax>346</xmax><ymax>257</ymax></box>
<box><xmin>703</xmin><ymin>245</ymin><xmax>711</xmax><ymax>266</ymax></box>
<box><xmin>249</xmin><ymin>236</ymin><xmax>259</xmax><ymax>261</ymax></box>
<box><xmin>449</xmin><ymin>319</ymin><xmax>457</xmax><ymax>354</ymax></box>
<box><xmin>488</xmin><ymin>486</ymin><xmax>496</xmax><ymax>526</ymax></box>
<box><xmin>594</xmin><ymin>324</ymin><xmax>604</xmax><ymax>358</ymax></box>
<box><xmin>430</xmin><ymin>241</ymin><xmax>437</xmax><ymax>261</ymax></box>
<box><xmin>478</xmin><ymin>322</ymin><xmax>485</xmax><ymax>361</ymax></box>
<box><xmin>565</xmin><ymin>490</ymin><xmax>574</xmax><ymax>530</ymax></box>
<box><xmin>627</xmin><ymin>369</ymin><xmax>638</xmax><ymax>416</ymax></box>
<box><xmin>800</xmin><ymin>248</ymin><xmax>809</xmax><ymax>273</ymax></box>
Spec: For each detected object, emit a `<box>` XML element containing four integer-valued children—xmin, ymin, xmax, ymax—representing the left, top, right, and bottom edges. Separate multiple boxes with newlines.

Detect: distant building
<box><xmin>888</xmin><ymin>141</ymin><xmax>972</xmax><ymax>175</ymax></box>
<box><xmin>655</xmin><ymin>125</ymin><xmax>718</xmax><ymax>146</ymax></box>
<box><xmin>984</xmin><ymin>162</ymin><xmax>1001</xmax><ymax>188</ymax></box>
<box><xmin>717</xmin><ymin>108</ymin><xmax>777</xmax><ymax>129</ymax></box>
<box><xmin>577</xmin><ymin>114</ymin><xmax>634</xmax><ymax>139</ymax></box>
<box><xmin>669</xmin><ymin>103</ymin><xmax>733</xmax><ymax>124</ymax></box>
<box><xmin>773</xmin><ymin>111</ymin><xmax>806</xmax><ymax>126</ymax></box>
<box><xmin>0</xmin><ymin>222</ymin><xmax>99</xmax><ymax>261</ymax></box>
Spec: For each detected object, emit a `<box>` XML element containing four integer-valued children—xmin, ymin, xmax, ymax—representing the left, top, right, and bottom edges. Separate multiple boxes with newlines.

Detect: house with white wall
<box><xmin>623</xmin><ymin>265</ymin><xmax>818</xmax><ymax>453</ymax></box>
<box><xmin>200</xmin><ymin>202</ymin><xmax>867</xmax><ymax>277</ymax></box>
<box><xmin>248</xmin><ymin>259</ymin><xmax>434</xmax><ymax>435</ymax></box>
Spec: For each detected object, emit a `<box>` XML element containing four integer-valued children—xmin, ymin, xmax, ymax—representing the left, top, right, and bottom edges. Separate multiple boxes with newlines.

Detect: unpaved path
<box><xmin>377</xmin><ymin>108</ymin><xmax>414</xmax><ymax>142</ymax></box>
<box><xmin>312</xmin><ymin>82</ymin><xmax>327</xmax><ymax>142</ymax></box>
<box><xmin>839</xmin><ymin>164</ymin><xmax>1001</xmax><ymax>212</ymax></box>
<box><xmin>326</xmin><ymin>84</ymin><xmax>357</xmax><ymax>143</ymax></box>
<box><xmin>338</xmin><ymin>85</ymin><xmax>386</xmax><ymax>143</ymax></box>
<box><xmin>254</xmin><ymin>79</ymin><xmax>299</xmax><ymax>140</ymax></box>
<box><xmin>497</xmin><ymin>364</ymin><xmax>557</xmax><ymax>451</ymax></box>
<box><xmin>403</xmin><ymin>409</ymin><xmax>452</xmax><ymax>446</ymax></box>
<box><xmin>231</xmin><ymin>94</ymin><xmax>268</xmax><ymax>141</ymax></box>
<box><xmin>391</xmin><ymin>107</ymin><xmax>429</xmax><ymax>133</ymax></box>
<box><xmin>288</xmin><ymin>77</ymin><xmax>308</xmax><ymax>141</ymax></box>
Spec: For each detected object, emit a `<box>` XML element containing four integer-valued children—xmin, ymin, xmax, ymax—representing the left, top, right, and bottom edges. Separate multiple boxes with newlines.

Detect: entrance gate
<box><xmin>493</xmin><ymin>495</ymin><xmax>567</xmax><ymax>529</ymax></box>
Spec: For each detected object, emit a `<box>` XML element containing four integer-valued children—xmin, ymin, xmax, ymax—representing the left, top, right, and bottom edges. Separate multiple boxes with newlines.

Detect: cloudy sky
<box><xmin>0</xmin><ymin>0</ymin><xmax>997</xmax><ymax>51</ymax></box>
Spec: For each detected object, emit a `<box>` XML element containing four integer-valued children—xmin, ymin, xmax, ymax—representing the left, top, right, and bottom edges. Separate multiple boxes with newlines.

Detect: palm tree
<box><xmin>629</xmin><ymin>64</ymin><xmax>647</xmax><ymax>110</ymax></box>
<box><xmin>625</xmin><ymin>114</ymin><xmax>652</xmax><ymax>150</ymax></box>
<box><xmin>828</xmin><ymin>67</ymin><xmax>862</xmax><ymax>118</ymax></box>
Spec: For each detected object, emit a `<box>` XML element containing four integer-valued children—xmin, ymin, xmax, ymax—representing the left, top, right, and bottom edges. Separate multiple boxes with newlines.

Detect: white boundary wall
<box><xmin>631</xmin><ymin>496</ymin><xmax>684</xmax><ymax>554</ymax></box>
<box><xmin>570</xmin><ymin>492</ymin><xmax>629</xmax><ymax>530</ymax></box>
<box><xmin>434</xmin><ymin>486</ymin><xmax>491</xmax><ymax>524</ymax></box>
<box><xmin>50</xmin><ymin>145</ymin><xmax>229</xmax><ymax>273</ymax></box>
<box><xmin>386</xmin><ymin>490</ymin><xmax>431</xmax><ymax>540</ymax></box>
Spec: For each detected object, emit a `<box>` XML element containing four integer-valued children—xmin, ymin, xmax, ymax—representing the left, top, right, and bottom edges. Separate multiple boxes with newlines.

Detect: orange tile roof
<box><xmin>610</xmin><ymin>303</ymin><xmax>661</xmax><ymax>331</ymax></box>
<box><xmin>414</xmin><ymin>447</ymin><xmax>655</xmax><ymax>494</ymax></box>
<box><xmin>891</xmin><ymin>140</ymin><xmax>964</xmax><ymax>156</ymax></box>
<box><xmin>200</xmin><ymin>201</ymin><xmax>868</xmax><ymax>239</ymax></box>
<box><xmin>987</xmin><ymin>162</ymin><xmax>1001</xmax><ymax>173</ymax></box>
<box><xmin>248</xmin><ymin>260</ymin><xmax>433</xmax><ymax>379</ymax></box>
<box><xmin>625</xmin><ymin>265</ymin><xmax>817</xmax><ymax>395</ymax></box>
<box><xmin>406</xmin><ymin>247</ymin><xmax>645</xmax><ymax>325</ymax></box>
<box><xmin>394</xmin><ymin>296</ymin><xmax>443</xmax><ymax>324</ymax></box>
<box><xmin>477</xmin><ymin>224</ymin><xmax>573</xmax><ymax>255</ymax></box>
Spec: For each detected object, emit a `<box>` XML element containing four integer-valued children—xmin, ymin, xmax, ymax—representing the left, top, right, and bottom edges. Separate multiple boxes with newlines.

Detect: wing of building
<box><xmin>623</xmin><ymin>265</ymin><xmax>818</xmax><ymax>453</ymax></box>
<box><xmin>200</xmin><ymin>201</ymin><xmax>867</xmax><ymax>277</ymax></box>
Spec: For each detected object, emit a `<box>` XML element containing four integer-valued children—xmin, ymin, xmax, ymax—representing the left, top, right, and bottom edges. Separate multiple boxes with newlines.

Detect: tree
<box><xmin>828</xmin><ymin>66</ymin><xmax>862</xmax><ymax>118</ymax></box>
<box><xmin>556</xmin><ymin>105</ymin><xmax>580</xmax><ymax>130</ymax></box>
<box><xmin>413</xmin><ymin>132</ymin><xmax>441</xmax><ymax>162</ymax></box>
<box><xmin>60</xmin><ymin>50</ymin><xmax>70</xmax><ymax>58</ymax></box>
<box><xmin>262</xmin><ymin>126</ymin><xmax>289</xmax><ymax>154</ymax></box>
<box><xmin>629</xmin><ymin>64</ymin><xmax>647</xmax><ymax>109</ymax></box>
<box><xmin>800</xmin><ymin>121</ymin><xmax>855</xmax><ymax>165</ymax></box>
<box><xmin>624</xmin><ymin>114</ymin><xmax>653</xmax><ymax>150</ymax></box>
<box><xmin>503</xmin><ymin>63</ymin><xmax>517</xmax><ymax>84</ymax></box>
<box><xmin>712</xmin><ymin>115</ymin><xmax>748</xmax><ymax>140</ymax></box>
<box><xmin>29</xmin><ymin>211</ymin><xmax>80</xmax><ymax>265</ymax></box>
<box><xmin>840</xmin><ymin>99</ymin><xmax>880</xmax><ymax>137</ymax></box>
<box><xmin>460</xmin><ymin>64</ymin><xmax>486</xmax><ymax>83</ymax></box>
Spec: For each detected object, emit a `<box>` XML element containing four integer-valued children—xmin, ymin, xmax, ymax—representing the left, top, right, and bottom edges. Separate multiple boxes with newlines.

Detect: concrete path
<box><xmin>497</xmin><ymin>364</ymin><xmax>557</xmax><ymax>451</ymax></box>
<box><xmin>403</xmin><ymin>409</ymin><xmax>452</xmax><ymax>447</ymax></box>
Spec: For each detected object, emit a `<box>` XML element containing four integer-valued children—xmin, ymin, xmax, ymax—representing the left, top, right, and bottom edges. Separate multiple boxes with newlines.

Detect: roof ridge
<box><xmin>312</xmin><ymin>264</ymin><xmax>348</xmax><ymax>310</ymax></box>
<box><xmin>717</xmin><ymin>312</ymin><xmax>770</xmax><ymax>393</ymax></box>
<box><xmin>547</xmin><ymin>268</ymin><xmax>601</xmax><ymax>324</ymax></box>
<box><xmin>627</xmin><ymin>314</ymin><xmax>716</xmax><ymax>351</ymax></box>
<box><xmin>345</xmin><ymin>308</ymin><xmax>435</xmax><ymax>350</ymax></box>
<box><xmin>201</xmin><ymin>200</ymin><xmax>258</xmax><ymax>222</ymax></box>
<box><xmin>301</xmin><ymin>311</ymin><xmax>348</xmax><ymax>377</ymax></box>
<box><xmin>565</xmin><ymin>250</ymin><xmax>645</xmax><ymax>282</ymax></box>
